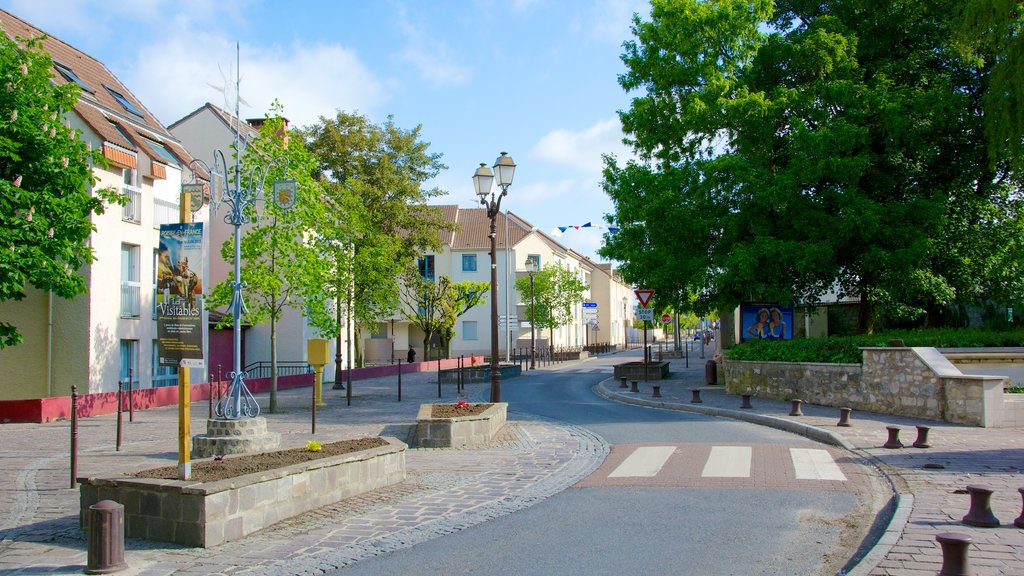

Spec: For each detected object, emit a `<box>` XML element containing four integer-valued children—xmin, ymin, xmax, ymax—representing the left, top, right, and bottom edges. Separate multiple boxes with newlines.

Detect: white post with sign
<box><xmin>634</xmin><ymin>289</ymin><xmax>655</xmax><ymax>381</ymax></box>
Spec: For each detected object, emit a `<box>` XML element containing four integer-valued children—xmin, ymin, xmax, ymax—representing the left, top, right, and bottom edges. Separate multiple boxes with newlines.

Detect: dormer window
<box><xmin>52</xmin><ymin>60</ymin><xmax>94</xmax><ymax>94</ymax></box>
<box><xmin>103</xmin><ymin>84</ymin><xmax>143</xmax><ymax>118</ymax></box>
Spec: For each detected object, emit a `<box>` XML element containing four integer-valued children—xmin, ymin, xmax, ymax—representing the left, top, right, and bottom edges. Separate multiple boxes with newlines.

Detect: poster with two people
<box><xmin>742</xmin><ymin>304</ymin><xmax>793</xmax><ymax>341</ymax></box>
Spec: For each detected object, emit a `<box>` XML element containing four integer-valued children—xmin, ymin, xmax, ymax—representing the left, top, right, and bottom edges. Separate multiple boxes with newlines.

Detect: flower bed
<box><xmin>415</xmin><ymin>402</ymin><xmax>507</xmax><ymax>448</ymax></box>
<box><xmin>79</xmin><ymin>436</ymin><xmax>406</xmax><ymax>547</ymax></box>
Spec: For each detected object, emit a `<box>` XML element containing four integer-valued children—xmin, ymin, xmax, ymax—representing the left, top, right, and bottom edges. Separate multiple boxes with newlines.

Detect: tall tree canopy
<box><xmin>0</xmin><ymin>32</ymin><xmax>120</xmax><ymax>347</ymax></box>
<box><xmin>601</xmin><ymin>0</ymin><xmax>1024</xmax><ymax>332</ymax></box>
<box><xmin>514</xmin><ymin>263</ymin><xmax>588</xmax><ymax>349</ymax></box>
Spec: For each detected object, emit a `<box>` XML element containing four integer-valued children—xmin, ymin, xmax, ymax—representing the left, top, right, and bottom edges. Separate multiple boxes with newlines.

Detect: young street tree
<box><xmin>601</xmin><ymin>0</ymin><xmax>1023</xmax><ymax>332</ymax></box>
<box><xmin>207</xmin><ymin>109</ymin><xmax>328</xmax><ymax>412</ymax></box>
<box><xmin>399</xmin><ymin>270</ymin><xmax>487</xmax><ymax>360</ymax></box>
<box><xmin>514</xmin><ymin>263</ymin><xmax>587</xmax><ymax>353</ymax></box>
<box><xmin>302</xmin><ymin>112</ymin><xmax>453</xmax><ymax>375</ymax></box>
<box><xmin>0</xmin><ymin>32</ymin><xmax>121</xmax><ymax>348</ymax></box>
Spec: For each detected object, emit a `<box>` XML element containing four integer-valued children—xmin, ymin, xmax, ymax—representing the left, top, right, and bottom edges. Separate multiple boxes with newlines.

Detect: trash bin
<box><xmin>86</xmin><ymin>500</ymin><xmax>128</xmax><ymax>574</ymax></box>
<box><xmin>705</xmin><ymin>359</ymin><xmax>718</xmax><ymax>385</ymax></box>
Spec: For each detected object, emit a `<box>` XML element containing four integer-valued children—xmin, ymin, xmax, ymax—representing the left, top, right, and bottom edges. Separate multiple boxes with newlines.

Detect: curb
<box><xmin>593</xmin><ymin>379</ymin><xmax>911</xmax><ymax>576</ymax></box>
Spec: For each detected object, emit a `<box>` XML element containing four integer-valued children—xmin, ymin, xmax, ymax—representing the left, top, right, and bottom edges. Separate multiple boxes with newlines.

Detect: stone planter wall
<box><xmin>613</xmin><ymin>361</ymin><xmax>671</xmax><ymax>381</ymax></box>
<box><xmin>79</xmin><ymin>437</ymin><xmax>406</xmax><ymax>547</ymax></box>
<box><xmin>723</xmin><ymin>347</ymin><xmax>1010</xmax><ymax>427</ymax></box>
<box><xmin>415</xmin><ymin>402</ymin><xmax>507</xmax><ymax>448</ymax></box>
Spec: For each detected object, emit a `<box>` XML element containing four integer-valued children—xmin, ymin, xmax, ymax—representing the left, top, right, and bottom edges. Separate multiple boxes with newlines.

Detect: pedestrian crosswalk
<box><xmin>576</xmin><ymin>443</ymin><xmax>859</xmax><ymax>491</ymax></box>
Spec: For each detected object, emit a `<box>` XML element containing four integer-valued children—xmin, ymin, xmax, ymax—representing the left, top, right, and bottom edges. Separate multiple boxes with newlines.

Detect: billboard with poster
<box><xmin>157</xmin><ymin>223</ymin><xmax>205</xmax><ymax>367</ymax></box>
<box><xmin>741</xmin><ymin>304</ymin><xmax>793</xmax><ymax>341</ymax></box>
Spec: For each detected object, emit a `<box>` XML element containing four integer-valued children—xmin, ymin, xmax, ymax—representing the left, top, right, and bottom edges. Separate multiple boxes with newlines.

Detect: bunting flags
<box><xmin>549</xmin><ymin>222</ymin><xmax>620</xmax><ymax>237</ymax></box>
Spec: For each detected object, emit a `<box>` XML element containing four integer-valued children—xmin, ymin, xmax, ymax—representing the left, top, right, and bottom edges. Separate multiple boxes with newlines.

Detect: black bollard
<box><xmin>884</xmin><ymin>426</ymin><xmax>904</xmax><ymax>449</ymax></box>
<box><xmin>116</xmin><ymin>380</ymin><xmax>123</xmax><ymax>452</ymax></box>
<box><xmin>652</xmin><ymin>385</ymin><xmax>661</xmax><ymax>398</ymax></box>
<box><xmin>837</xmin><ymin>407</ymin><xmax>852</xmax><ymax>427</ymax></box>
<box><xmin>86</xmin><ymin>500</ymin><xmax>128</xmax><ymax>574</ymax></box>
<box><xmin>630</xmin><ymin>380</ymin><xmax>639</xmax><ymax>393</ymax></box>
<box><xmin>70</xmin><ymin>384</ymin><xmax>78</xmax><ymax>489</ymax></box>
<box><xmin>912</xmin><ymin>425</ymin><xmax>931</xmax><ymax>448</ymax></box>
<box><xmin>962</xmin><ymin>484</ymin><xmax>1000</xmax><ymax>527</ymax></box>
<box><xmin>789</xmin><ymin>399</ymin><xmax>803</xmax><ymax>416</ymax></box>
<box><xmin>127</xmin><ymin>367</ymin><xmax>134</xmax><ymax>423</ymax></box>
<box><xmin>740</xmin><ymin>394</ymin><xmax>752</xmax><ymax>409</ymax></box>
<box><xmin>691</xmin><ymin>389</ymin><xmax>703</xmax><ymax>404</ymax></box>
<box><xmin>619</xmin><ymin>377</ymin><xmax>628</xmax><ymax>389</ymax></box>
<box><xmin>397</xmin><ymin>358</ymin><xmax>403</xmax><ymax>402</ymax></box>
<box><xmin>935</xmin><ymin>532</ymin><xmax>972</xmax><ymax>576</ymax></box>
<box><xmin>705</xmin><ymin>360</ymin><xmax>717</xmax><ymax>385</ymax></box>
<box><xmin>1015</xmin><ymin>487</ymin><xmax>1024</xmax><ymax>529</ymax></box>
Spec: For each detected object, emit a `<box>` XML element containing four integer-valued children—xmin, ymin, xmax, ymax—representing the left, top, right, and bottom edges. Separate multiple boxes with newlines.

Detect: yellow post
<box><xmin>177</xmin><ymin>191</ymin><xmax>192</xmax><ymax>481</ymax></box>
<box><xmin>307</xmin><ymin>339</ymin><xmax>329</xmax><ymax>406</ymax></box>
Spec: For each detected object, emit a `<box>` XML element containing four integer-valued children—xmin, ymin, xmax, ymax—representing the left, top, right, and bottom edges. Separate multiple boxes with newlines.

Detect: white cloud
<box><xmin>394</xmin><ymin>5</ymin><xmax>470</xmax><ymax>85</ymax></box>
<box><xmin>532</xmin><ymin>117</ymin><xmax>629</xmax><ymax>176</ymax></box>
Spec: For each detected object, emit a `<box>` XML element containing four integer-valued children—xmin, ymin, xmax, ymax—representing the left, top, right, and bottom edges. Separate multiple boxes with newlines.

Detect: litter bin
<box><xmin>705</xmin><ymin>359</ymin><xmax>718</xmax><ymax>385</ymax></box>
<box><xmin>86</xmin><ymin>500</ymin><xmax>128</xmax><ymax>574</ymax></box>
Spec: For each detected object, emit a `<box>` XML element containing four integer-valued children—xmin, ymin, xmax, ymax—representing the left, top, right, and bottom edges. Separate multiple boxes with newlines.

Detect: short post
<box><xmin>789</xmin><ymin>398</ymin><xmax>803</xmax><ymax>416</ymax></box>
<box><xmin>884</xmin><ymin>426</ymin><xmax>904</xmax><ymax>449</ymax></box>
<box><xmin>70</xmin><ymin>384</ymin><xmax>78</xmax><ymax>489</ymax></box>
<box><xmin>837</xmin><ymin>407</ymin><xmax>852</xmax><ymax>427</ymax></box>
<box><xmin>1015</xmin><ymin>487</ymin><xmax>1024</xmax><ymax>529</ymax></box>
<box><xmin>437</xmin><ymin>358</ymin><xmax>442</xmax><ymax>398</ymax></box>
<box><xmin>690</xmin><ymin>388</ymin><xmax>702</xmax><ymax>403</ymax></box>
<box><xmin>912</xmin><ymin>425</ymin><xmax>931</xmax><ymax>448</ymax></box>
<box><xmin>652</xmin><ymin>385</ymin><xmax>661</xmax><ymax>398</ymax></box>
<box><xmin>740</xmin><ymin>394</ymin><xmax>753</xmax><ymax>409</ymax></box>
<box><xmin>705</xmin><ymin>359</ymin><xmax>717</xmax><ymax>385</ymax></box>
<box><xmin>459</xmin><ymin>355</ymin><xmax>464</xmax><ymax>393</ymax></box>
<box><xmin>935</xmin><ymin>532</ymin><xmax>972</xmax><ymax>576</ymax></box>
<box><xmin>619</xmin><ymin>377</ymin><xmax>628</xmax><ymax>389</ymax></box>
<box><xmin>630</xmin><ymin>380</ymin><xmax>639</xmax><ymax>393</ymax></box>
<box><xmin>217</xmin><ymin>364</ymin><xmax>223</xmax><ymax>407</ymax></box>
<box><xmin>85</xmin><ymin>500</ymin><xmax>128</xmax><ymax>574</ymax></box>
<box><xmin>116</xmin><ymin>380</ymin><xmax>123</xmax><ymax>452</ymax></box>
<box><xmin>961</xmin><ymin>484</ymin><xmax>1000</xmax><ymax>527</ymax></box>
<box><xmin>685</xmin><ymin>340</ymin><xmax>689</xmax><ymax>368</ymax></box>
<box><xmin>208</xmin><ymin>374</ymin><xmax>214</xmax><ymax>420</ymax></box>
<box><xmin>127</xmin><ymin>367</ymin><xmax>134</xmax><ymax>423</ymax></box>
<box><xmin>397</xmin><ymin>358</ymin><xmax>403</xmax><ymax>402</ymax></box>
<box><xmin>307</xmin><ymin>339</ymin><xmax>330</xmax><ymax>435</ymax></box>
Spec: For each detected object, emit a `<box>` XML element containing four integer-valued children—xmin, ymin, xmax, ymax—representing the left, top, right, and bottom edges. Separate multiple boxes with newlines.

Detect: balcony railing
<box><xmin>121</xmin><ymin>281</ymin><xmax>140</xmax><ymax>318</ymax></box>
<box><xmin>153</xmin><ymin>197</ymin><xmax>179</xmax><ymax>229</ymax></box>
<box><xmin>122</xmin><ymin>185</ymin><xmax>141</xmax><ymax>224</ymax></box>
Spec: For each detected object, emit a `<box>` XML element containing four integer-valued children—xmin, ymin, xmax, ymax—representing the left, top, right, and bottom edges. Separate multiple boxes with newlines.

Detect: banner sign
<box><xmin>157</xmin><ymin>223</ymin><xmax>205</xmax><ymax>366</ymax></box>
<box><xmin>741</xmin><ymin>304</ymin><xmax>793</xmax><ymax>341</ymax></box>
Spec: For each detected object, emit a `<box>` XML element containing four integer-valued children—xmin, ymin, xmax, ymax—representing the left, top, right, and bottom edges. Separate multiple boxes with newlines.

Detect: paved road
<box><xmin>330</xmin><ymin>352</ymin><xmax>880</xmax><ymax>576</ymax></box>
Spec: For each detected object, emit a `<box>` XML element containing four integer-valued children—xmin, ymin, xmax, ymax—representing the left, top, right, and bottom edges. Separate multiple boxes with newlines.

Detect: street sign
<box><xmin>582</xmin><ymin>302</ymin><xmax>598</xmax><ymax>308</ymax></box>
<box><xmin>582</xmin><ymin>301</ymin><xmax>598</xmax><ymax>326</ymax></box>
<box><xmin>635</xmin><ymin>289</ymin><xmax>655</xmax><ymax>308</ymax></box>
<box><xmin>637</xmin><ymin>308</ymin><xmax>654</xmax><ymax>321</ymax></box>
<box><xmin>661</xmin><ymin>313</ymin><xmax>671</xmax><ymax>324</ymax></box>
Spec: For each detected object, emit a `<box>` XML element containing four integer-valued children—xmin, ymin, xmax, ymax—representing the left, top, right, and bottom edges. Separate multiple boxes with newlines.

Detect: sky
<box><xmin>2</xmin><ymin>0</ymin><xmax>650</xmax><ymax>263</ymax></box>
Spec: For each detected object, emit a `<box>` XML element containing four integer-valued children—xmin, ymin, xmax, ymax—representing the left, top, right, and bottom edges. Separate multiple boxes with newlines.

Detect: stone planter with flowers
<box><xmin>415</xmin><ymin>400</ymin><xmax>508</xmax><ymax>448</ymax></box>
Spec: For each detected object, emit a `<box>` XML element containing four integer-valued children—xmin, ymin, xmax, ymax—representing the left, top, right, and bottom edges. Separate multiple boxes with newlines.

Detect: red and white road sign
<box><xmin>661</xmin><ymin>313</ymin><xmax>671</xmax><ymax>324</ymax></box>
<box><xmin>635</xmin><ymin>289</ymin><xmax>655</xmax><ymax>308</ymax></box>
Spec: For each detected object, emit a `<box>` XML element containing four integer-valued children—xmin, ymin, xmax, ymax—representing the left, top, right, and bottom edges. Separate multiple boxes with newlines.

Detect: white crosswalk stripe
<box><xmin>608</xmin><ymin>446</ymin><xmax>676</xmax><ymax>477</ymax></box>
<box><xmin>790</xmin><ymin>448</ymin><xmax>847</xmax><ymax>481</ymax></box>
<box><xmin>701</xmin><ymin>446</ymin><xmax>752</xmax><ymax>478</ymax></box>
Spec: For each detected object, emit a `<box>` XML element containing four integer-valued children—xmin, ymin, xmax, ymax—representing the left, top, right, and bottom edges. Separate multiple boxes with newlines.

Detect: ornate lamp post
<box><xmin>473</xmin><ymin>152</ymin><xmax>516</xmax><ymax>403</ymax></box>
<box><xmin>526</xmin><ymin>257</ymin><xmax>537</xmax><ymax>369</ymax></box>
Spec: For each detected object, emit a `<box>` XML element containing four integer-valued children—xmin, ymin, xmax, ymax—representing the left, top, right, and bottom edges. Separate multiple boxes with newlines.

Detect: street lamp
<box><xmin>526</xmin><ymin>257</ymin><xmax>537</xmax><ymax>369</ymax></box>
<box><xmin>473</xmin><ymin>152</ymin><xmax>515</xmax><ymax>403</ymax></box>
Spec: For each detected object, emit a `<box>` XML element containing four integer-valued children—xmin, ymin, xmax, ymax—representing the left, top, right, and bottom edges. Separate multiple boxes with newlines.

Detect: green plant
<box><xmin>305</xmin><ymin>440</ymin><xmax>322</xmax><ymax>452</ymax></box>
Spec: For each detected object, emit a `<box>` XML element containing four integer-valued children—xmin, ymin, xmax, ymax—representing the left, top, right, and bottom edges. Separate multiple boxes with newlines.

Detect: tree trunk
<box><xmin>857</xmin><ymin>295</ymin><xmax>875</xmax><ymax>334</ymax></box>
<box><xmin>269</xmin><ymin>316</ymin><xmax>278</xmax><ymax>413</ymax></box>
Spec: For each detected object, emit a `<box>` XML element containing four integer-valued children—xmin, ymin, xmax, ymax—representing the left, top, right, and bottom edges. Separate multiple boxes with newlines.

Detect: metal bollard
<box><xmin>1015</xmin><ymin>487</ymin><xmax>1024</xmax><ymax>529</ymax></box>
<box><xmin>630</xmin><ymin>380</ymin><xmax>639</xmax><ymax>393</ymax></box>
<box><xmin>397</xmin><ymin>358</ymin><xmax>402</xmax><ymax>402</ymax></box>
<box><xmin>86</xmin><ymin>500</ymin><xmax>128</xmax><ymax>574</ymax></box>
<box><xmin>115</xmin><ymin>380</ymin><xmax>123</xmax><ymax>451</ymax></box>
<box><xmin>913</xmin><ymin>425</ymin><xmax>931</xmax><ymax>448</ymax></box>
<box><xmin>690</xmin><ymin>389</ymin><xmax>702</xmax><ymax>404</ymax></box>
<box><xmin>837</xmin><ymin>407</ymin><xmax>852</xmax><ymax>427</ymax></box>
<box><xmin>705</xmin><ymin>360</ymin><xmax>717</xmax><ymax>385</ymax></box>
<box><xmin>789</xmin><ymin>399</ymin><xmax>803</xmax><ymax>416</ymax></box>
<box><xmin>884</xmin><ymin>426</ymin><xmax>904</xmax><ymax>449</ymax></box>
<box><xmin>962</xmin><ymin>484</ymin><xmax>1000</xmax><ymax>527</ymax></box>
<box><xmin>740</xmin><ymin>394</ymin><xmax>753</xmax><ymax>409</ymax></box>
<box><xmin>935</xmin><ymin>532</ymin><xmax>972</xmax><ymax>576</ymax></box>
<box><xmin>652</xmin><ymin>385</ymin><xmax>661</xmax><ymax>398</ymax></box>
<box><xmin>619</xmin><ymin>377</ymin><xmax>628</xmax><ymax>389</ymax></box>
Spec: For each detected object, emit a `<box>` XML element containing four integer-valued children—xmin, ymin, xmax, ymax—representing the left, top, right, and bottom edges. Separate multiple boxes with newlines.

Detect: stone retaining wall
<box><xmin>415</xmin><ymin>403</ymin><xmax>507</xmax><ymax>448</ymax></box>
<box><xmin>723</xmin><ymin>347</ymin><xmax>1012</xmax><ymax>427</ymax></box>
<box><xmin>79</xmin><ymin>437</ymin><xmax>406</xmax><ymax>547</ymax></box>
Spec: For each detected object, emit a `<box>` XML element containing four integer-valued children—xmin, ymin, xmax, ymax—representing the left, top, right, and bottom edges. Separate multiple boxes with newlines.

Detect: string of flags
<box><xmin>550</xmin><ymin>222</ymin><xmax>620</xmax><ymax>237</ymax></box>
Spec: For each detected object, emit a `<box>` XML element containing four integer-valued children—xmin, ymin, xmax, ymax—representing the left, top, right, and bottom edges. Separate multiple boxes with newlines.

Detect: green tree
<box><xmin>399</xmin><ymin>271</ymin><xmax>487</xmax><ymax>360</ymax></box>
<box><xmin>207</xmin><ymin>108</ymin><xmax>328</xmax><ymax>412</ymax></box>
<box><xmin>302</xmin><ymin>112</ymin><xmax>453</xmax><ymax>372</ymax></box>
<box><xmin>514</xmin><ymin>263</ymin><xmax>588</xmax><ymax>350</ymax></box>
<box><xmin>0</xmin><ymin>32</ymin><xmax>121</xmax><ymax>347</ymax></box>
<box><xmin>602</xmin><ymin>0</ymin><xmax>1021</xmax><ymax>332</ymax></box>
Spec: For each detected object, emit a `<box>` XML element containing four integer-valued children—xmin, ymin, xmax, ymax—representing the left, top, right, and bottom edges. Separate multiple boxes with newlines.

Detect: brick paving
<box><xmin>2</xmin><ymin>349</ymin><xmax>1022</xmax><ymax>575</ymax></box>
<box><xmin>596</xmin><ymin>350</ymin><xmax>1024</xmax><ymax>576</ymax></box>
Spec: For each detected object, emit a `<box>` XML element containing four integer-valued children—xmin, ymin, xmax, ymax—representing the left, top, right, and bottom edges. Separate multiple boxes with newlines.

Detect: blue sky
<box><xmin>2</xmin><ymin>0</ymin><xmax>650</xmax><ymax>262</ymax></box>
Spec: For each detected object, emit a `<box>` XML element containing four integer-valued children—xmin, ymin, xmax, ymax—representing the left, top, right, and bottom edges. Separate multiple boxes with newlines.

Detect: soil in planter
<box><xmin>133</xmin><ymin>437</ymin><xmax>389</xmax><ymax>483</ymax></box>
<box><xmin>430</xmin><ymin>403</ymin><xmax>493</xmax><ymax>418</ymax></box>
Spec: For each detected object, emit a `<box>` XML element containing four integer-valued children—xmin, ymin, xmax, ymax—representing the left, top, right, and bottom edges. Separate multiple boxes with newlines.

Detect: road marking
<box><xmin>790</xmin><ymin>448</ymin><xmax>847</xmax><ymax>481</ymax></box>
<box><xmin>608</xmin><ymin>446</ymin><xmax>676</xmax><ymax>477</ymax></box>
<box><xmin>701</xmin><ymin>446</ymin><xmax>752</xmax><ymax>477</ymax></box>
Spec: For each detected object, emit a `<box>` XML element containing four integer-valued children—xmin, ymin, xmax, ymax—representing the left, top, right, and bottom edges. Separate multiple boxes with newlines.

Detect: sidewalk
<box><xmin>0</xmin><ymin>367</ymin><xmax>607</xmax><ymax>575</ymax></box>
<box><xmin>595</xmin><ymin>350</ymin><xmax>1024</xmax><ymax>576</ymax></box>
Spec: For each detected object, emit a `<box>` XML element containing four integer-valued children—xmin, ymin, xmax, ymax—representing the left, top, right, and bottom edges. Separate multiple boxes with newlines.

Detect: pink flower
<box><xmin>26</xmin><ymin>207</ymin><xmax>33</xmax><ymax>222</ymax></box>
<box><xmin>50</xmin><ymin>128</ymin><xmax>56</xmax><ymax>138</ymax></box>
<box><xmin>61</xmin><ymin>157</ymin><xmax>68</xmax><ymax>167</ymax></box>
<box><xmin>47</xmin><ymin>228</ymin><xmax>54</xmax><ymax>238</ymax></box>
<box><xmin>20</xmin><ymin>63</ymin><xmax>27</xmax><ymax>75</ymax></box>
<box><xmin>13</xmin><ymin>175</ymin><xmax>21</xmax><ymax>187</ymax></box>
<box><xmin>9</xmin><ymin>109</ymin><xmax>16</xmax><ymax>121</ymax></box>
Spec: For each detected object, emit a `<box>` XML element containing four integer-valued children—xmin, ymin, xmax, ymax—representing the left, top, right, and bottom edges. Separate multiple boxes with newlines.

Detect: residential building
<box><xmin>0</xmin><ymin>10</ymin><xmax>204</xmax><ymax>401</ymax></box>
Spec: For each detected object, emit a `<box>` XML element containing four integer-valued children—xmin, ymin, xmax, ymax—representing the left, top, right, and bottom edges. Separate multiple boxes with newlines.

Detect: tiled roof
<box><xmin>449</xmin><ymin>207</ymin><xmax>531</xmax><ymax>250</ymax></box>
<box><xmin>0</xmin><ymin>9</ymin><xmax>197</xmax><ymax>177</ymax></box>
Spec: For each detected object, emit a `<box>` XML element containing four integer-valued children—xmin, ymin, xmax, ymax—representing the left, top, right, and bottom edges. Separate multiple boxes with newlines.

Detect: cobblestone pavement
<box><xmin>596</xmin><ymin>350</ymin><xmax>1024</xmax><ymax>576</ymax></box>
<box><xmin>0</xmin><ymin>365</ymin><xmax>607</xmax><ymax>575</ymax></box>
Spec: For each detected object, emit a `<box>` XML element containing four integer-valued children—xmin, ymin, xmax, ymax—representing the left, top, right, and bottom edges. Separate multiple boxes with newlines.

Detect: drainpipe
<box><xmin>47</xmin><ymin>291</ymin><xmax>53</xmax><ymax>397</ymax></box>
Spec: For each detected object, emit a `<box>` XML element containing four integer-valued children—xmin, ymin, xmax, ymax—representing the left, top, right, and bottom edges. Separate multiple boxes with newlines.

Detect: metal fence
<box><xmin>243</xmin><ymin>361</ymin><xmax>314</xmax><ymax>379</ymax></box>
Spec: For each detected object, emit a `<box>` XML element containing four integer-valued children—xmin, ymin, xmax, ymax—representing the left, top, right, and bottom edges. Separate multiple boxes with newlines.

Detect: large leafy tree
<box><xmin>207</xmin><ymin>107</ymin><xmax>328</xmax><ymax>412</ymax></box>
<box><xmin>0</xmin><ymin>32</ymin><xmax>120</xmax><ymax>347</ymax></box>
<box><xmin>602</xmin><ymin>0</ymin><xmax>1022</xmax><ymax>332</ymax></box>
<box><xmin>514</xmin><ymin>263</ymin><xmax>588</xmax><ymax>350</ymax></box>
<box><xmin>399</xmin><ymin>270</ymin><xmax>487</xmax><ymax>360</ymax></box>
<box><xmin>302</xmin><ymin>112</ymin><xmax>453</xmax><ymax>373</ymax></box>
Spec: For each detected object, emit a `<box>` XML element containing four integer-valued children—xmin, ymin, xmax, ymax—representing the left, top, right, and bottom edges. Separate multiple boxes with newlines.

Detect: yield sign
<box><xmin>634</xmin><ymin>289</ymin><xmax>655</xmax><ymax>308</ymax></box>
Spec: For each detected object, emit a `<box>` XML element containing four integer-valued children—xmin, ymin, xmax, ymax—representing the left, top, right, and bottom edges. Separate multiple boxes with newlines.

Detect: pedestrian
<box><xmin>407</xmin><ymin>347</ymin><xmax>416</xmax><ymax>363</ymax></box>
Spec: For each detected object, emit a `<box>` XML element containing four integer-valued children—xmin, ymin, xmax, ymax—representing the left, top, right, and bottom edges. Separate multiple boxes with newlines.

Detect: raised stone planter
<box><xmin>192</xmin><ymin>416</ymin><xmax>281</xmax><ymax>458</ymax></box>
<box><xmin>79</xmin><ymin>437</ymin><xmax>406</xmax><ymax>547</ymax></box>
<box><xmin>438</xmin><ymin>364</ymin><xmax>521</xmax><ymax>384</ymax></box>
<box><xmin>613</xmin><ymin>361</ymin><xmax>671</xmax><ymax>381</ymax></box>
<box><xmin>415</xmin><ymin>402</ymin><xmax>507</xmax><ymax>448</ymax></box>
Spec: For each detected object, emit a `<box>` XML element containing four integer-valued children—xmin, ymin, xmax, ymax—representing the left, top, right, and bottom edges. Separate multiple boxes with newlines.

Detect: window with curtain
<box><xmin>462</xmin><ymin>254</ymin><xmax>477</xmax><ymax>272</ymax></box>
